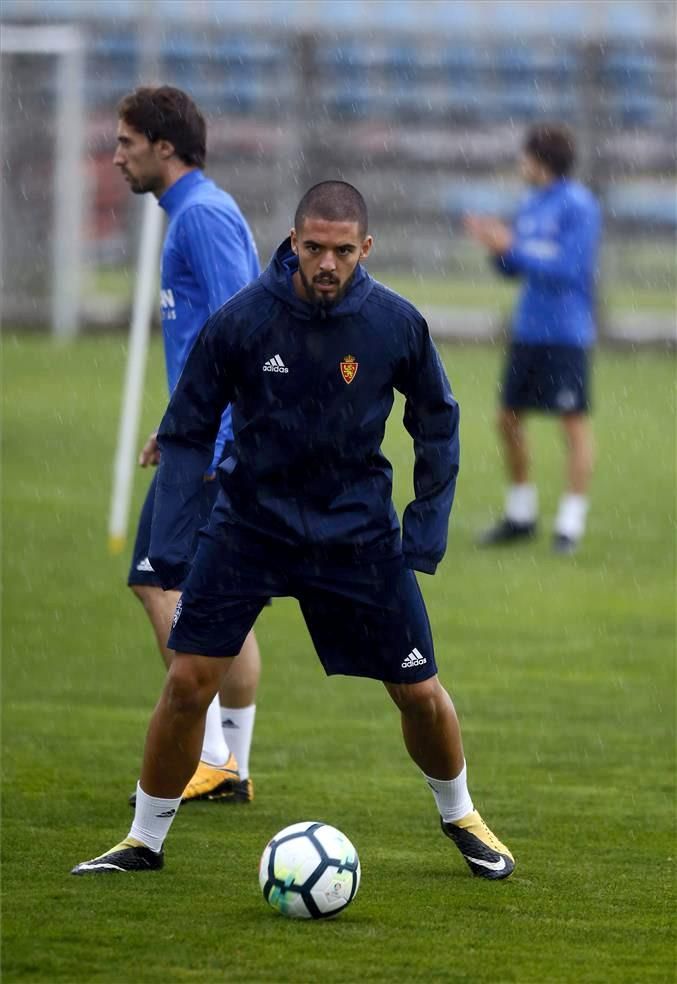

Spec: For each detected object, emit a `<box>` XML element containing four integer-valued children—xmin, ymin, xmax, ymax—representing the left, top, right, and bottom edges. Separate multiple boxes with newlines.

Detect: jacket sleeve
<box><xmin>180</xmin><ymin>205</ymin><xmax>259</xmax><ymax>473</ymax></box>
<box><xmin>149</xmin><ymin>310</ymin><xmax>234</xmax><ymax>589</ymax></box>
<box><xmin>495</xmin><ymin>198</ymin><xmax>601</xmax><ymax>287</ymax></box>
<box><xmin>396</xmin><ymin>321</ymin><xmax>460</xmax><ymax>574</ymax></box>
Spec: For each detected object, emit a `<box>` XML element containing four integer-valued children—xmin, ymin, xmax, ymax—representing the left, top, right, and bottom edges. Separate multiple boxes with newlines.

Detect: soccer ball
<box><xmin>258</xmin><ymin>821</ymin><xmax>361</xmax><ymax>919</ymax></box>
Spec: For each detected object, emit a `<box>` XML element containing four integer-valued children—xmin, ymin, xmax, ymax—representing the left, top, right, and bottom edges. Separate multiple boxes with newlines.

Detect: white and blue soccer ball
<box><xmin>258</xmin><ymin>821</ymin><xmax>361</xmax><ymax>919</ymax></box>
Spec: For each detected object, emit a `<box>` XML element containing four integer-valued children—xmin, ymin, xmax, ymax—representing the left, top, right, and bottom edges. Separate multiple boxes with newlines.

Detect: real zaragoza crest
<box><xmin>340</xmin><ymin>354</ymin><xmax>358</xmax><ymax>384</ymax></box>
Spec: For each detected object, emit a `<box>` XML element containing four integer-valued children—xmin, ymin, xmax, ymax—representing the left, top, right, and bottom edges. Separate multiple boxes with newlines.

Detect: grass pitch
<box><xmin>92</xmin><ymin>266</ymin><xmax>677</xmax><ymax>315</ymax></box>
<box><xmin>2</xmin><ymin>336</ymin><xmax>674</xmax><ymax>983</ymax></box>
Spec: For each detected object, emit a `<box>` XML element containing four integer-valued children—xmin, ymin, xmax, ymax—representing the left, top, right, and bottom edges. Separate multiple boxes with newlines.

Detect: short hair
<box><xmin>117</xmin><ymin>86</ymin><xmax>206</xmax><ymax>168</ymax></box>
<box><xmin>523</xmin><ymin>123</ymin><xmax>576</xmax><ymax>178</ymax></box>
<box><xmin>294</xmin><ymin>181</ymin><xmax>368</xmax><ymax>237</ymax></box>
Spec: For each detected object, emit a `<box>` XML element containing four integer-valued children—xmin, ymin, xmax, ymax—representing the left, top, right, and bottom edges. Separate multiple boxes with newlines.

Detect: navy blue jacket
<box><xmin>149</xmin><ymin>239</ymin><xmax>460</xmax><ymax>588</ymax></box>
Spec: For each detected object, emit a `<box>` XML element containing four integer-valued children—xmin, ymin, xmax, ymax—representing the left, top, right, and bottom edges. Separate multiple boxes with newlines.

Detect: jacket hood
<box><xmin>260</xmin><ymin>237</ymin><xmax>375</xmax><ymax>320</ymax></box>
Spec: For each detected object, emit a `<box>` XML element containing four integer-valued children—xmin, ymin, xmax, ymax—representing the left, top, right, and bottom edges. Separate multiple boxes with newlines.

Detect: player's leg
<box><xmin>71</xmin><ymin>652</ymin><xmax>229</xmax><ymax>875</ymax></box>
<box><xmin>219</xmin><ymin>628</ymin><xmax>260</xmax><ymax>802</ymax></box>
<box><xmin>131</xmin><ymin>579</ymin><xmax>249</xmax><ymax>800</ymax></box>
<box><xmin>384</xmin><ymin>675</ymin><xmax>514</xmax><ymax>880</ymax></box>
<box><xmin>140</xmin><ymin>652</ymin><xmax>228</xmax><ymax>797</ymax></box>
<box><xmin>551</xmin><ymin>348</ymin><xmax>593</xmax><ymax>552</ymax></box>
<box><xmin>127</xmin><ymin>472</ymin><xmax>177</xmax><ymax>667</ymax></box>
<box><xmin>554</xmin><ymin>411</ymin><xmax>594</xmax><ymax>552</ymax></box>
<box><xmin>383</xmin><ymin>674</ymin><xmax>463</xmax><ymax>777</ymax></box>
<box><xmin>562</xmin><ymin>412</ymin><xmax>594</xmax><ymax>493</ymax></box>
<box><xmin>299</xmin><ymin>562</ymin><xmax>514</xmax><ymax>880</ymax></box>
<box><xmin>128</xmin><ymin>582</ymin><xmax>240</xmax><ymax>800</ymax></box>
<box><xmin>500</xmin><ymin>406</ymin><xmax>530</xmax><ymax>485</ymax></box>
<box><xmin>127</xmin><ymin>476</ymin><xmax>234</xmax><ymax>793</ymax></box>
<box><xmin>478</xmin><ymin>343</ymin><xmax>538</xmax><ymax>545</ymax></box>
<box><xmin>72</xmin><ymin>531</ymin><xmax>270</xmax><ymax>874</ymax></box>
<box><xmin>211</xmin><ymin>443</ymin><xmax>261</xmax><ymax>801</ymax></box>
<box><xmin>130</xmin><ymin>583</ymin><xmax>232</xmax><ymax>768</ymax></box>
<box><xmin>129</xmin><ymin>583</ymin><xmax>179</xmax><ymax>670</ymax></box>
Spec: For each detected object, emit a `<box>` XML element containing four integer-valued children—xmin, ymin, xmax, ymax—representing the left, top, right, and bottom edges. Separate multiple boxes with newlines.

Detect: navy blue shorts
<box><xmin>127</xmin><ymin>470</ymin><xmax>219</xmax><ymax>588</ymax></box>
<box><xmin>168</xmin><ymin>532</ymin><xmax>437</xmax><ymax>684</ymax></box>
<box><xmin>501</xmin><ymin>343</ymin><xmax>590</xmax><ymax>413</ymax></box>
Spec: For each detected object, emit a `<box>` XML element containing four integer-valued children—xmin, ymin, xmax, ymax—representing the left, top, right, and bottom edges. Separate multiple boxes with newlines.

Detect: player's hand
<box><xmin>139</xmin><ymin>431</ymin><xmax>161</xmax><ymax>467</ymax></box>
<box><xmin>463</xmin><ymin>213</ymin><xmax>490</xmax><ymax>240</ymax></box>
<box><xmin>463</xmin><ymin>214</ymin><xmax>513</xmax><ymax>255</ymax></box>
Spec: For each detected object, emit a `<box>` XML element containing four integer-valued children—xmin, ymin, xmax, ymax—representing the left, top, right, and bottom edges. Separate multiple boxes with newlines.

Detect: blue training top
<box><xmin>494</xmin><ymin>178</ymin><xmax>601</xmax><ymax>348</ymax></box>
<box><xmin>149</xmin><ymin>238</ymin><xmax>460</xmax><ymax>589</ymax></box>
<box><xmin>158</xmin><ymin>169</ymin><xmax>260</xmax><ymax>470</ymax></box>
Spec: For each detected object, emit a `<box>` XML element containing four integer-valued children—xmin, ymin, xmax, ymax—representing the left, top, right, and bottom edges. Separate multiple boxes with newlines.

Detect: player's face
<box><xmin>291</xmin><ymin>218</ymin><xmax>373</xmax><ymax>308</ymax></box>
<box><xmin>113</xmin><ymin>120</ymin><xmax>166</xmax><ymax>195</ymax></box>
<box><xmin>520</xmin><ymin>152</ymin><xmax>552</xmax><ymax>187</ymax></box>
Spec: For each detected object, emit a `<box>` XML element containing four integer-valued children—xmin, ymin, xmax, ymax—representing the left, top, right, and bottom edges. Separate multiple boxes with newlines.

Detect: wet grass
<box><xmin>2</xmin><ymin>336</ymin><xmax>674</xmax><ymax>983</ymax></box>
<box><xmin>373</xmin><ymin>273</ymin><xmax>677</xmax><ymax>315</ymax></box>
<box><xmin>89</xmin><ymin>266</ymin><xmax>677</xmax><ymax>314</ymax></box>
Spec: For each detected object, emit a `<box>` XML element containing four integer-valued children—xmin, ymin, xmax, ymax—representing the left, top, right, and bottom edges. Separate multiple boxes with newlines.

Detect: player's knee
<box><xmin>386</xmin><ymin>676</ymin><xmax>440</xmax><ymax>715</ymax></box>
<box><xmin>163</xmin><ymin>656</ymin><xmax>219</xmax><ymax>717</ymax></box>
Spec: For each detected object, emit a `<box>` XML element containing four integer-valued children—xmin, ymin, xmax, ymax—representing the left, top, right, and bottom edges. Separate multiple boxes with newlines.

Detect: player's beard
<box><xmin>298</xmin><ymin>264</ymin><xmax>356</xmax><ymax>310</ymax></box>
<box><xmin>124</xmin><ymin>171</ymin><xmax>163</xmax><ymax>196</ymax></box>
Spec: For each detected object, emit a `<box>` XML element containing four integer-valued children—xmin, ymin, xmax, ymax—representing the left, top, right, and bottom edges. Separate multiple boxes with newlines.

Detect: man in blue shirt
<box><xmin>113</xmin><ymin>87</ymin><xmax>261</xmax><ymax>803</ymax></box>
<box><xmin>466</xmin><ymin>123</ymin><xmax>601</xmax><ymax>554</ymax></box>
<box><xmin>72</xmin><ymin>181</ymin><xmax>515</xmax><ymax>882</ymax></box>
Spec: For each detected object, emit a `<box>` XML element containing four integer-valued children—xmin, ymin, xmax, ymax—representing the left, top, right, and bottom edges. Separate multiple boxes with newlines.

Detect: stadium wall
<box><xmin>1</xmin><ymin>4</ymin><xmax>675</xmax><ymax>342</ymax></box>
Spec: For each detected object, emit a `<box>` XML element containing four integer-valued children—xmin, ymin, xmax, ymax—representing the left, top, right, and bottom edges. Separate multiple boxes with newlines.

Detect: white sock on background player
<box><xmin>199</xmin><ymin>695</ymin><xmax>231</xmax><ymax>767</ymax></box>
<box><xmin>424</xmin><ymin>761</ymin><xmax>474</xmax><ymax>823</ymax></box>
<box><xmin>505</xmin><ymin>483</ymin><xmax>538</xmax><ymax>525</ymax></box>
<box><xmin>554</xmin><ymin>493</ymin><xmax>589</xmax><ymax>541</ymax></box>
<box><xmin>220</xmin><ymin>704</ymin><xmax>256</xmax><ymax>780</ymax></box>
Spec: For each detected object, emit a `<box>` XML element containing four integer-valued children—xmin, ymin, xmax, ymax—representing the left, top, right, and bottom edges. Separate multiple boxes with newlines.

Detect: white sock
<box><xmin>554</xmin><ymin>493</ymin><xmax>589</xmax><ymax>540</ymax></box>
<box><xmin>200</xmin><ymin>695</ymin><xmax>230</xmax><ymax>767</ymax></box>
<box><xmin>505</xmin><ymin>484</ymin><xmax>538</xmax><ymax>524</ymax></box>
<box><xmin>424</xmin><ymin>762</ymin><xmax>474</xmax><ymax>823</ymax></box>
<box><xmin>221</xmin><ymin>704</ymin><xmax>256</xmax><ymax>781</ymax></box>
<box><xmin>129</xmin><ymin>783</ymin><xmax>181</xmax><ymax>853</ymax></box>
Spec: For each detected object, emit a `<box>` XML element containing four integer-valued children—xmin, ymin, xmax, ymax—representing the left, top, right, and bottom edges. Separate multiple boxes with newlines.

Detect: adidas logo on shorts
<box><xmin>172</xmin><ymin>598</ymin><xmax>183</xmax><ymax>628</ymax></box>
<box><xmin>401</xmin><ymin>647</ymin><xmax>427</xmax><ymax>669</ymax></box>
<box><xmin>262</xmin><ymin>354</ymin><xmax>288</xmax><ymax>373</ymax></box>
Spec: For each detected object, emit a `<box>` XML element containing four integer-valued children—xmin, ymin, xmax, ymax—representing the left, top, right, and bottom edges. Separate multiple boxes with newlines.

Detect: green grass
<box><xmin>89</xmin><ymin>267</ymin><xmax>676</xmax><ymax>314</ymax></box>
<box><xmin>2</xmin><ymin>336</ymin><xmax>675</xmax><ymax>983</ymax></box>
<box><xmin>370</xmin><ymin>273</ymin><xmax>677</xmax><ymax>315</ymax></box>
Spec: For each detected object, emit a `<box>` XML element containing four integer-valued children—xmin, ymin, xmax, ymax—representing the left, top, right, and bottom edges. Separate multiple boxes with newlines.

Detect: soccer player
<box><xmin>72</xmin><ymin>181</ymin><xmax>514</xmax><ymax>880</ymax></box>
<box><xmin>114</xmin><ymin>86</ymin><xmax>261</xmax><ymax>802</ymax></box>
<box><xmin>465</xmin><ymin>123</ymin><xmax>601</xmax><ymax>554</ymax></box>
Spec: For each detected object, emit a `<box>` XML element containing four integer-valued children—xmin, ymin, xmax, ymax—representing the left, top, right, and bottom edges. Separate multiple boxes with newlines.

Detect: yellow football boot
<box><xmin>441</xmin><ymin>810</ymin><xmax>515</xmax><ymax>880</ymax></box>
<box><xmin>127</xmin><ymin>753</ymin><xmax>253</xmax><ymax>806</ymax></box>
<box><xmin>181</xmin><ymin>753</ymin><xmax>240</xmax><ymax>802</ymax></box>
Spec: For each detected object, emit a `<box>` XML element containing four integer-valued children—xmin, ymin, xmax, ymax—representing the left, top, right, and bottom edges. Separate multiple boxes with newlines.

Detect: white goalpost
<box><xmin>1</xmin><ymin>22</ymin><xmax>162</xmax><ymax>553</ymax></box>
<box><xmin>0</xmin><ymin>25</ymin><xmax>85</xmax><ymax>339</ymax></box>
<box><xmin>108</xmin><ymin>195</ymin><xmax>164</xmax><ymax>554</ymax></box>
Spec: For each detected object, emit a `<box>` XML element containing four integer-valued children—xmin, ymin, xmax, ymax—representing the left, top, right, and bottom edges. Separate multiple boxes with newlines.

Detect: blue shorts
<box><xmin>168</xmin><ymin>531</ymin><xmax>437</xmax><ymax>684</ymax></box>
<box><xmin>501</xmin><ymin>342</ymin><xmax>590</xmax><ymax>414</ymax></box>
<box><xmin>127</xmin><ymin>470</ymin><xmax>219</xmax><ymax>589</ymax></box>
